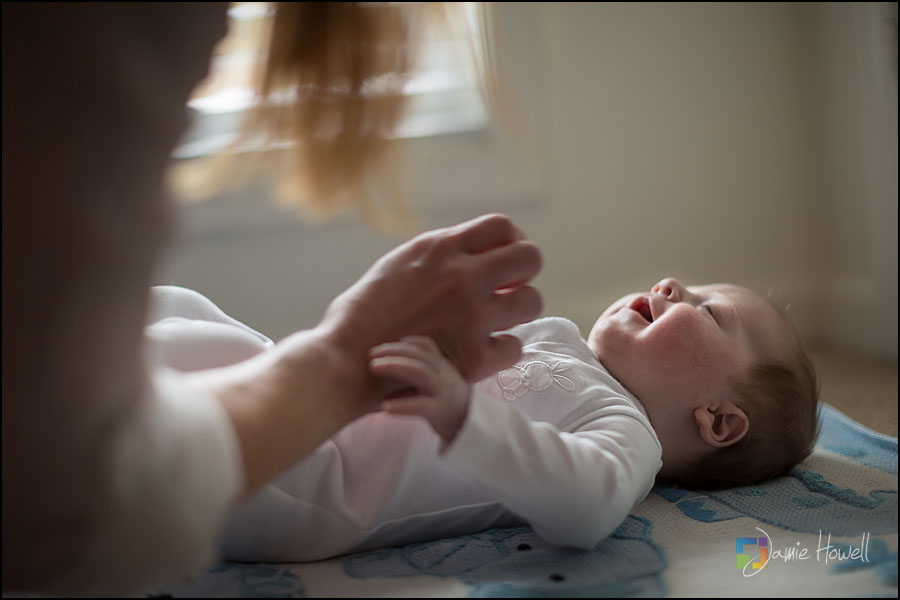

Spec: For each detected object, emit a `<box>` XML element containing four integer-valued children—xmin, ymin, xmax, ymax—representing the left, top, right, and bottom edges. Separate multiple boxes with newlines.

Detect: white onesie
<box><xmin>146</xmin><ymin>287</ymin><xmax>663</xmax><ymax>563</ymax></box>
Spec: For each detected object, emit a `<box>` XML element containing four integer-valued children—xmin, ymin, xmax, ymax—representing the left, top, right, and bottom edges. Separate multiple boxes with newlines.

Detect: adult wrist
<box><xmin>189</xmin><ymin>326</ymin><xmax>379</xmax><ymax>497</ymax></box>
<box><xmin>278</xmin><ymin>324</ymin><xmax>391</xmax><ymax>421</ymax></box>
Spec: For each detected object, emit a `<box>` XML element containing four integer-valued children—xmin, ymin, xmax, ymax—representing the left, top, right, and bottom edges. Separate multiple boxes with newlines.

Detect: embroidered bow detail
<box><xmin>497</xmin><ymin>360</ymin><xmax>576</xmax><ymax>401</ymax></box>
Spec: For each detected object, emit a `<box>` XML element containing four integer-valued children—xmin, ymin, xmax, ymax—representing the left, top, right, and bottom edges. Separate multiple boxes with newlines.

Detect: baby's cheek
<box><xmin>645</xmin><ymin>312</ymin><xmax>711</xmax><ymax>373</ymax></box>
<box><xmin>658</xmin><ymin>318</ymin><xmax>734</xmax><ymax>398</ymax></box>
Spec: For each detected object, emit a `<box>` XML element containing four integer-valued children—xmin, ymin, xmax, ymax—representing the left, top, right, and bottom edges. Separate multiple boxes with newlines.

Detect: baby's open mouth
<box><xmin>629</xmin><ymin>296</ymin><xmax>653</xmax><ymax>323</ymax></box>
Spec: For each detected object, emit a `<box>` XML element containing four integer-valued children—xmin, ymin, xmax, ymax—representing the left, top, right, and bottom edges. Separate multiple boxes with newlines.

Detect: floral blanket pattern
<box><xmin>164</xmin><ymin>403</ymin><xmax>898</xmax><ymax>597</ymax></box>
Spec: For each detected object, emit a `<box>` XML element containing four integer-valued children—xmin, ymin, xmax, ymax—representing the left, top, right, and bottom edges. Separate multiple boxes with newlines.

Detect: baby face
<box><xmin>587</xmin><ymin>278</ymin><xmax>793</xmax><ymax>414</ymax></box>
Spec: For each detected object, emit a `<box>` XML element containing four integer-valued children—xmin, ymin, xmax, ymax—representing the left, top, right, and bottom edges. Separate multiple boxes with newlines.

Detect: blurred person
<box><xmin>1</xmin><ymin>3</ymin><xmax>540</xmax><ymax>595</ymax></box>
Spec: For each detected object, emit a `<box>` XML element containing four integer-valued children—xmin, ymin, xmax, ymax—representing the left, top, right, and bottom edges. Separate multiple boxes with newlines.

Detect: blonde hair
<box><xmin>672</xmin><ymin>313</ymin><xmax>821</xmax><ymax>491</ymax></box>
<box><xmin>185</xmin><ymin>2</ymin><xmax>501</xmax><ymax>232</ymax></box>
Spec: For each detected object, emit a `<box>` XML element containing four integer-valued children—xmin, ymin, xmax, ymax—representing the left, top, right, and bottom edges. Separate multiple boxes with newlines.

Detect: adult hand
<box><xmin>320</xmin><ymin>213</ymin><xmax>543</xmax><ymax>383</ymax></box>
<box><xmin>189</xmin><ymin>214</ymin><xmax>540</xmax><ymax>496</ymax></box>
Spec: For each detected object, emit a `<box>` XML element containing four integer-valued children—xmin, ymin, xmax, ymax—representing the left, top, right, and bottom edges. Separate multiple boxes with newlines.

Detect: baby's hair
<box><xmin>672</xmin><ymin>305</ymin><xmax>821</xmax><ymax>490</ymax></box>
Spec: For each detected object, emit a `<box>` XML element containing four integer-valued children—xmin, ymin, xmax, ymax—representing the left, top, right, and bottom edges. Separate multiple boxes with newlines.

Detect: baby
<box><xmin>371</xmin><ymin>277</ymin><xmax>821</xmax><ymax>492</ymax></box>
<box><xmin>146</xmin><ymin>278</ymin><xmax>819</xmax><ymax>563</ymax></box>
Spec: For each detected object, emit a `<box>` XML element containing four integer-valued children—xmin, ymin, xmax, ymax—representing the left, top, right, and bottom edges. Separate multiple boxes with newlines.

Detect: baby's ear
<box><xmin>694</xmin><ymin>404</ymin><xmax>749</xmax><ymax>448</ymax></box>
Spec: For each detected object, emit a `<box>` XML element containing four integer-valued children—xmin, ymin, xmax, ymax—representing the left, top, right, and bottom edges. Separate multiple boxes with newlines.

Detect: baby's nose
<box><xmin>652</xmin><ymin>277</ymin><xmax>681</xmax><ymax>300</ymax></box>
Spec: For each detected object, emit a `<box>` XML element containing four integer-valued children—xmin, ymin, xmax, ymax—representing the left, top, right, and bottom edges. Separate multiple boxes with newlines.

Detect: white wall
<box><xmin>156</xmin><ymin>2</ymin><xmax>898</xmax><ymax>360</ymax></box>
<box><xmin>812</xmin><ymin>2</ymin><xmax>898</xmax><ymax>359</ymax></box>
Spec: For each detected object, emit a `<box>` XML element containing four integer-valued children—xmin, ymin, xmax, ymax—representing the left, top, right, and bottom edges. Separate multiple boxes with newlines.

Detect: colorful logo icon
<box><xmin>736</xmin><ymin>536</ymin><xmax>768</xmax><ymax>571</ymax></box>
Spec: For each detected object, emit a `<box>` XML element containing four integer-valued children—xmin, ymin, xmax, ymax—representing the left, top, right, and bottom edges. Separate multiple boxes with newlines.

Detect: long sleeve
<box><xmin>1</xmin><ymin>4</ymin><xmax>236</xmax><ymax>595</ymax></box>
<box><xmin>64</xmin><ymin>368</ymin><xmax>243</xmax><ymax>594</ymax></box>
<box><xmin>441</xmin><ymin>390</ymin><xmax>661</xmax><ymax>550</ymax></box>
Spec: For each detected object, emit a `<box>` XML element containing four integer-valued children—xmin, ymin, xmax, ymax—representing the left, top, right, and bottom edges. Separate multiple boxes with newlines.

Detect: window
<box><xmin>173</xmin><ymin>2</ymin><xmax>490</xmax><ymax>160</ymax></box>
<box><xmin>168</xmin><ymin>2</ymin><xmax>545</xmax><ymax>233</ymax></box>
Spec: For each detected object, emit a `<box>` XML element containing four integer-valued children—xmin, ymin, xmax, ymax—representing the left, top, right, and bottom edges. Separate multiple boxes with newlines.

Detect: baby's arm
<box><xmin>370</xmin><ymin>335</ymin><xmax>661</xmax><ymax>550</ymax></box>
<box><xmin>369</xmin><ymin>336</ymin><xmax>472</xmax><ymax>443</ymax></box>
<box><xmin>444</xmin><ymin>398</ymin><xmax>661</xmax><ymax>549</ymax></box>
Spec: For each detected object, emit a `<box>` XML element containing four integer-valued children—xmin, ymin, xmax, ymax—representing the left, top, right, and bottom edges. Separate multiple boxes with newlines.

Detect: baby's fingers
<box><xmin>370</xmin><ymin>355</ymin><xmax>438</xmax><ymax>397</ymax></box>
<box><xmin>370</xmin><ymin>336</ymin><xmax>440</xmax><ymax>360</ymax></box>
<box><xmin>396</xmin><ymin>335</ymin><xmax>440</xmax><ymax>355</ymax></box>
<box><xmin>381</xmin><ymin>397</ymin><xmax>436</xmax><ymax>420</ymax></box>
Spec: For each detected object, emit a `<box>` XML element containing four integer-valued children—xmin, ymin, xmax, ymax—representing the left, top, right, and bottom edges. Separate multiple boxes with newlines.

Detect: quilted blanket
<box><xmin>162</xmin><ymin>403</ymin><xmax>898</xmax><ymax>597</ymax></box>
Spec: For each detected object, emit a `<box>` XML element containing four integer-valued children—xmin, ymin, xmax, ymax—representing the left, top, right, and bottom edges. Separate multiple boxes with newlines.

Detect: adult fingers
<box><xmin>488</xmin><ymin>285</ymin><xmax>543</xmax><ymax>332</ymax></box>
<box><xmin>454</xmin><ymin>213</ymin><xmax>524</xmax><ymax>254</ymax></box>
<box><xmin>471</xmin><ymin>334</ymin><xmax>524</xmax><ymax>381</ymax></box>
<box><xmin>459</xmin><ymin>286</ymin><xmax>539</xmax><ymax>381</ymax></box>
<box><xmin>474</xmin><ymin>240</ymin><xmax>543</xmax><ymax>293</ymax></box>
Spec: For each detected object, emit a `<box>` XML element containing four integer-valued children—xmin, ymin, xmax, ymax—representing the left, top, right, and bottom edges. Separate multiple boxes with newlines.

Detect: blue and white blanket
<box><xmin>165</xmin><ymin>403</ymin><xmax>898</xmax><ymax>597</ymax></box>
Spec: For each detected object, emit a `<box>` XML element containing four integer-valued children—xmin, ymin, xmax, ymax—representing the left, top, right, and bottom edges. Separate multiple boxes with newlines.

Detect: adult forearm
<box><xmin>186</xmin><ymin>326</ymin><xmax>385</xmax><ymax>498</ymax></box>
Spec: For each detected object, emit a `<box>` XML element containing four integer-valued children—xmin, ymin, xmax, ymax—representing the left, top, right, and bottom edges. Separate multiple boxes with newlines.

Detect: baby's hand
<box><xmin>369</xmin><ymin>335</ymin><xmax>472</xmax><ymax>443</ymax></box>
